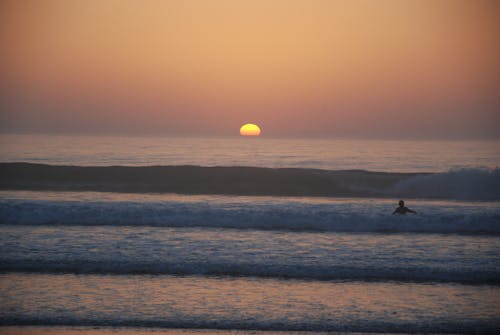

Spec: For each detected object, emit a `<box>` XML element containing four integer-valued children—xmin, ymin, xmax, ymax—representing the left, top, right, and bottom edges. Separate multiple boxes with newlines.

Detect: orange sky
<box><xmin>0</xmin><ymin>0</ymin><xmax>499</xmax><ymax>138</ymax></box>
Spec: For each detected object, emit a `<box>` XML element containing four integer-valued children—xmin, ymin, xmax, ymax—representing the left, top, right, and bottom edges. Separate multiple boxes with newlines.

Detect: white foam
<box><xmin>1</xmin><ymin>197</ymin><xmax>498</xmax><ymax>234</ymax></box>
<box><xmin>388</xmin><ymin>168</ymin><xmax>500</xmax><ymax>200</ymax></box>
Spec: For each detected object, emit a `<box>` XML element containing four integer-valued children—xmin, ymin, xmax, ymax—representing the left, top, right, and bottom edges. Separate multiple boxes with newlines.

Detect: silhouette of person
<box><xmin>392</xmin><ymin>200</ymin><xmax>416</xmax><ymax>215</ymax></box>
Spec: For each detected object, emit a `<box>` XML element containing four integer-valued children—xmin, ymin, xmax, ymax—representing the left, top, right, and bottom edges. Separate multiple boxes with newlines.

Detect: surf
<box><xmin>1</xmin><ymin>196</ymin><xmax>498</xmax><ymax>234</ymax></box>
<box><xmin>1</xmin><ymin>163</ymin><xmax>499</xmax><ymax>200</ymax></box>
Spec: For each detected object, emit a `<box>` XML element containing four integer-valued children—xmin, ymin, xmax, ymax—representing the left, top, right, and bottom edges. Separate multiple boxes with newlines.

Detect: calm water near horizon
<box><xmin>1</xmin><ymin>134</ymin><xmax>499</xmax><ymax>172</ymax></box>
<box><xmin>0</xmin><ymin>134</ymin><xmax>499</xmax><ymax>334</ymax></box>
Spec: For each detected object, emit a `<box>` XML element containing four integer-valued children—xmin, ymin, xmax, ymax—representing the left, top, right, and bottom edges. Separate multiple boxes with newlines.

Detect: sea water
<box><xmin>0</xmin><ymin>135</ymin><xmax>499</xmax><ymax>172</ymax></box>
<box><xmin>0</xmin><ymin>135</ymin><xmax>499</xmax><ymax>334</ymax></box>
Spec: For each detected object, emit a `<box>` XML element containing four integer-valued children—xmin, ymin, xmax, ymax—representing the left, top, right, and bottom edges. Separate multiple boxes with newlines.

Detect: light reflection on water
<box><xmin>1</xmin><ymin>135</ymin><xmax>499</xmax><ymax>333</ymax></box>
<box><xmin>0</xmin><ymin>274</ymin><xmax>498</xmax><ymax>332</ymax></box>
<box><xmin>1</xmin><ymin>225</ymin><xmax>498</xmax><ymax>283</ymax></box>
<box><xmin>2</xmin><ymin>189</ymin><xmax>499</xmax><ymax>208</ymax></box>
<box><xmin>1</xmin><ymin>135</ymin><xmax>499</xmax><ymax>172</ymax></box>
<box><xmin>0</xmin><ymin>327</ymin><xmax>346</xmax><ymax>335</ymax></box>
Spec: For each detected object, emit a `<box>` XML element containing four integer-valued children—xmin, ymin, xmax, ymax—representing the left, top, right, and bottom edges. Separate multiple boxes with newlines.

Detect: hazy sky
<box><xmin>0</xmin><ymin>0</ymin><xmax>499</xmax><ymax>138</ymax></box>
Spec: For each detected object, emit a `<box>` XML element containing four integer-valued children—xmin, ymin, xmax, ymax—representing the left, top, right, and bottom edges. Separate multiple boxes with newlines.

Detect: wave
<box><xmin>1</xmin><ymin>259</ymin><xmax>498</xmax><ymax>284</ymax></box>
<box><xmin>1</xmin><ymin>163</ymin><xmax>499</xmax><ymax>200</ymax></box>
<box><xmin>1</xmin><ymin>198</ymin><xmax>498</xmax><ymax>234</ymax></box>
<box><xmin>1</xmin><ymin>317</ymin><xmax>499</xmax><ymax>334</ymax></box>
<box><xmin>388</xmin><ymin>168</ymin><xmax>500</xmax><ymax>201</ymax></box>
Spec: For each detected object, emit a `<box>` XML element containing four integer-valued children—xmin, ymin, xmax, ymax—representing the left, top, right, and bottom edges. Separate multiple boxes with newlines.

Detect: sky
<box><xmin>0</xmin><ymin>0</ymin><xmax>499</xmax><ymax>138</ymax></box>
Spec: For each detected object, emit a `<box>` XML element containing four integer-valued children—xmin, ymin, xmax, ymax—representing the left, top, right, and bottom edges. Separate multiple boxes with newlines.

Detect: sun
<box><xmin>240</xmin><ymin>123</ymin><xmax>261</xmax><ymax>136</ymax></box>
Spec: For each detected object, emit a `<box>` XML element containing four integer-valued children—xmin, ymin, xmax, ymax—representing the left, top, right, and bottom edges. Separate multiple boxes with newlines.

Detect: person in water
<box><xmin>392</xmin><ymin>200</ymin><xmax>417</xmax><ymax>215</ymax></box>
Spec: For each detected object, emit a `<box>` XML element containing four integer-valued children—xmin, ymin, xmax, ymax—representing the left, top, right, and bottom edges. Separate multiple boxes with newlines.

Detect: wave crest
<box><xmin>1</xmin><ymin>163</ymin><xmax>499</xmax><ymax>200</ymax></box>
<box><xmin>1</xmin><ymin>198</ymin><xmax>498</xmax><ymax>234</ymax></box>
<box><xmin>388</xmin><ymin>168</ymin><xmax>500</xmax><ymax>200</ymax></box>
<box><xmin>1</xmin><ymin>259</ymin><xmax>498</xmax><ymax>284</ymax></box>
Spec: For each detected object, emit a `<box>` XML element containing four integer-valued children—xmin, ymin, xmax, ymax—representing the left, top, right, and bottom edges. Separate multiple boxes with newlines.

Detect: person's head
<box><xmin>398</xmin><ymin>200</ymin><xmax>405</xmax><ymax>207</ymax></box>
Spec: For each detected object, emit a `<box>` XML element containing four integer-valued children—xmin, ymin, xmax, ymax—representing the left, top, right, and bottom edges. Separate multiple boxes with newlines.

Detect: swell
<box><xmin>0</xmin><ymin>162</ymin><xmax>417</xmax><ymax>198</ymax></box>
<box><xmin>1</xmin><ymin>260</ymin><xmax>498</xmax><ymax>284</ymax></box>
<box><xmin>1</xmin><ymin>199</ymin><xmax>499</xmax><ymax>234</ymax></box>
<box><xmin>1</xmin><ymin>163</ymin><xmax>499</xmax><ymax>200</ymax></box>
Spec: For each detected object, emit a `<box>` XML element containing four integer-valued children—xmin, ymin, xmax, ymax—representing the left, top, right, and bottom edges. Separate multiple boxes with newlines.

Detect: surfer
<box><xmin>392</xmin><ymin>200</ymin><xmax>417</xmax><ymax>215</ymax></box>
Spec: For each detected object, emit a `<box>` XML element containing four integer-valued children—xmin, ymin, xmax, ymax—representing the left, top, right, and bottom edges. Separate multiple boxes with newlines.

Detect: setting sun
<box><xmin>240</xmin><ymin>123</ymin><xmax>261</xmax><ymax>136</ymax></box>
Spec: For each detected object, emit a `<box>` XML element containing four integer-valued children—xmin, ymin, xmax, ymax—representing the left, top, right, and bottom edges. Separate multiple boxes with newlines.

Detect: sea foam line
<box><xmin>1</xmin><ymin>199</ymin><xmax>499</xmax><ymax>234</ymax></box>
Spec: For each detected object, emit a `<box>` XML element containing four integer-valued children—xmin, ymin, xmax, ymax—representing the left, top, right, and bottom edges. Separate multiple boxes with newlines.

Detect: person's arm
<box><xmin>392</xmin><ymin>209</ymin><xmax>398</xmax><ymax>215</ymax></box>
<box><xmin>407</xmin><ymin>208</ymin><xmax>417</xmax><ymax>214</ymax></box>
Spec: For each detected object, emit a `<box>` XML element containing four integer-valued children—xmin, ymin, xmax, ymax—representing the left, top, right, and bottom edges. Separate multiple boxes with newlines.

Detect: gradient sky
<box><xmin>0</xmin><ymin>0</ymin><xmax>499</xmax><ymax>138</ymax></box>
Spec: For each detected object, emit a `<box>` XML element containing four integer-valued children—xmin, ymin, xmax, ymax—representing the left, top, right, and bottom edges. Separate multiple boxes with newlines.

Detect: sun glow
<box><xmin>240</xmin><ymin>123</ymin><xmax>261</xmax><ymax>136</ymax></box>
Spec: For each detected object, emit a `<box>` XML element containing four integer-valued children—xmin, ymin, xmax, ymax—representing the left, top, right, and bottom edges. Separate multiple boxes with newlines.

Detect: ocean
<box><xmin>0</xmin><ymin>135</ymin><xmax>499</xmax><ymax>334</ymax></box>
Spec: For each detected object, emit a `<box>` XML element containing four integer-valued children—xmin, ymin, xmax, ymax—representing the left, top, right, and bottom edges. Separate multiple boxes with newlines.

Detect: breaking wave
<box><xmin>0</xmin><ymin>197</ymin><xmax>498</xmax><ymax>234</ymax></box>
<box><xmin>1</xmin><ymin>163</ymin><xmax>499</xmax><ymax>200</ymax></box>
<box><xmin>388</xmin><ymin>168</ymin><xmax>500</xmax><ymax>200</ymax></box>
